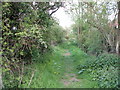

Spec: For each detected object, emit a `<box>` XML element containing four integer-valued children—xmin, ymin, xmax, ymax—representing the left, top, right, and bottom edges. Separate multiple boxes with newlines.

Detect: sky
<box><xmin>53</xmin><ymin>3</ymin><xmax>115</xmax><ymax>29</ymax></box>
<box><xmin>53</xmin><ymin>7</ymin><xmax>74</xmax><ymax>29</ymax></box>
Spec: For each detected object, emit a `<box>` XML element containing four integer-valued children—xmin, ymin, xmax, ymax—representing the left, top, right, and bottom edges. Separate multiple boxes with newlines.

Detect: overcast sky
<box><xmin>53</xmin><ymin>3</ymin><xmax>115</xmax><ymax>29</ymax></box>
<box><xmin>53</xmin><ymin>7</ymin><xmax>74</xmax><ymax>28</ymax></box>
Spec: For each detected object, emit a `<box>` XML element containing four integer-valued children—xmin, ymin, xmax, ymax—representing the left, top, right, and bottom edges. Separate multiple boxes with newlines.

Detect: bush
<box><xmin>78</xmin><ymin>30</ymin><xmax>104</xmax><ymax>55</ymax></box>
<box><xmin>96</xmin><ymin>66</ymin><xmax>118</xmax><ymax>88</ymax></box>
<box><xmin>77</xmin><ymin>53</ymin><xmax>119</xmax><ymax>88</ymax></box>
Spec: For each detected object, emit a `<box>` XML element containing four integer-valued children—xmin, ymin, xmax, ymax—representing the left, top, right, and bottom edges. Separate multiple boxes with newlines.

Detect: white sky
<box><xmin>53</xmin><ymin>3</ymin><xmax>115</xmax><ymax>28</ymax></box>
<box><xmin>53</xmin><ymin>7</ymin><xmax>74</xmax><ymax>28</ymax></box>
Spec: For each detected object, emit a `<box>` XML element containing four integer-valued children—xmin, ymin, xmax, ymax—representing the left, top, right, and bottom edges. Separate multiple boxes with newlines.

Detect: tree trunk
<box><xmin>77</xmin><ymin>2</ymin><xmax>81</xmax><ymax>47</ymax></box>
<box><xmin>116</xmin><ymin>2</ymin><xmax>120</xmax><ymax>55</ymax></box>
<box><xmin>0</xmin><ymin>2</ymin><xmax>3</xmax><ymax>89</ymax></box>
<box><xmin>116</xmin><ymin>40</ymin><xmax>120</xmax><ymax>54</ymax></box>
<box><xmin>0</xmin><ymin>74</ymin><xmax>4</xmax><ymax>89</ymax></box>
<box><xmin>117</xmin><ymin>2</ymin><xmax>120</xmax><ymax>88</ymax></box>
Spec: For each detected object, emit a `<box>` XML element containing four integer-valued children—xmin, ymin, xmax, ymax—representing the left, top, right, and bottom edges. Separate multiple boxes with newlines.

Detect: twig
<box><xmin>19</xmin><ymin>61</ymin><xmax>24</xmax><ymax>87</ymax></box>
<box><xmin>24</xmin><ymin>67</ymin><xmax>37</xmax><ymax>71</ymax></box>
<box><xmin>27</xmin><ymin>71</ymin><xmax>35</xmax><ymax>87</ymax></box>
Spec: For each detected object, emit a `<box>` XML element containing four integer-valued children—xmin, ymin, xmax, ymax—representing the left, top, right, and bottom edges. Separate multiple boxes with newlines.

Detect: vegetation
<box><xmin>2</xmin><ymin>2</ymin><xmax>64</xmax><ymax>88</ymax></box>
<box><xmin>1</xmin><ymin>1</ymin><xmax>120</xmax><ymax>89</ymax></box>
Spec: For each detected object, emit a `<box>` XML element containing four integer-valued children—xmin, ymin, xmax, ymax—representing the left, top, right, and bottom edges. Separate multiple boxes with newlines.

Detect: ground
<box><xmin>59</xmin><ymin>47</ymin><xmax>98</xmax><ymax>88</ymax></box>
<box><xmin>22</xmin><ymin>43</ymin><xmax>98</xmax><ymax>88</ymax></box>
<box><xmin>61</xmin><ymin>50</ymin><xmax>80</xmax><ymax>87</ymax></box>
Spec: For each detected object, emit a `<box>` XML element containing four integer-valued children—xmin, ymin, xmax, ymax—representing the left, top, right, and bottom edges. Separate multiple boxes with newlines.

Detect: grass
<box><xmin>20</xmin><ymin>45</ymin><xmax>65</xmax><ymax>88</ymax></box>
<box><xmin>59</xmin><ymin>43</ymin><xmax>98</xmax><ymax>88</ymax></box>
<box><xmin>20</xmin><ymin>42</ymin><xmax>98</xmax><ymax>88</ymax></box>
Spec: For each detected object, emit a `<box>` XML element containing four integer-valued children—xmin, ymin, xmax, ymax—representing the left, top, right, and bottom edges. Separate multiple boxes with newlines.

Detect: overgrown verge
<box><xmin>3</xmin><ymin>46</ymin><xmax>65</xmax><ymax>88</ymax></box>
<box><xmin>62</xmin><ymin>42</ymin><xmax>119</xmax><ymax>88</ymax></box>
<box><xmin>77</xmin><ymin>53</ymin><xmax>119</xmax><ymax>88</ymax></box>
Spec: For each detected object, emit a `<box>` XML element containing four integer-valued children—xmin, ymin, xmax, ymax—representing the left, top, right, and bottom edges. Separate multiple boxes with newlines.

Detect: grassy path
<box><xmin>61</xmin><ymin>50</ymin><xmax>81</xmax><ymax>88</ymax></box>
<box><xmin>59</xmin><ymin>45</ymin><xmax>98</xmax><ymax>88</ymax></box>
<box><xmin>22</xmin><ymin>43</ymin><xmax>98</xmax><ymax>88</ymax></box>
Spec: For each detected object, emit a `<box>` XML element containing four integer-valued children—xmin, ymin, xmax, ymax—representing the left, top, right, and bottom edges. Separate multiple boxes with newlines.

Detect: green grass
<box><xmin>20</xmin><ymin>43</ymin><xmax>98</xmax><ymax>88</ymax></box>
<box><xmin>20</xmin><ymin>45</ymin><xmax>65</xmax><ymax>88</ymax></box>
<box><xmin>59</xmin><ymin>43</ymin><xmax>98</xmax><ymax>88</ymax></box>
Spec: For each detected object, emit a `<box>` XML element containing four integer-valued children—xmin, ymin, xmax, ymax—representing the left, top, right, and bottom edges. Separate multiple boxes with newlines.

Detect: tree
<box><xmin>116</xmin><ymin>2</ymin><xmax>120</xmax><ymax>55</ymax></box>
<box><xmin>68</xmin><ymin>2</ymin><xmax>119</xmax><ymax>54</ymax></box>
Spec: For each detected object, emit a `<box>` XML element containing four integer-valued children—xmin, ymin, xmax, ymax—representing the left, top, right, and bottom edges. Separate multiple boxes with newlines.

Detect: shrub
<box><xmin>79</xmin><ymin>30</ymin><xmax>104</xmax><ymax>55</ymax></box>
<box><xmin>77</xmin><ymin>53</ymin><xmax>119</xmax><ymax>88</ymax></box>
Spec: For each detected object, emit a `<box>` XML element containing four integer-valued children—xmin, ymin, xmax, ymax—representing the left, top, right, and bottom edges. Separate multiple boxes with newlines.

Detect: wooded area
<box><xmin>1</xmin><ymin>1</ymin><xmax>120</xmax><ymax>89</ymax></box>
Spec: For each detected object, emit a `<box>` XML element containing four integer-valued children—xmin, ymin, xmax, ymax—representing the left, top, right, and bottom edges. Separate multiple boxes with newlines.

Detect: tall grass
<box><xmin>20</xmin><ymin>46</ymin><xmax>65</xmax><ymax>88</ymax></box>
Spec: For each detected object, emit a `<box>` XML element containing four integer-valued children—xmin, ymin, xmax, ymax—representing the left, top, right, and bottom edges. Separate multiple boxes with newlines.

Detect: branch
<box><xmin>28</xmin><ymin>71</ymin><xmax>35</xmax><ymax>87</ymax></box>
<box><xmin>50</xmin><ymin>8</ymin><xmax>59</xmax><ymax>16</ymax></box>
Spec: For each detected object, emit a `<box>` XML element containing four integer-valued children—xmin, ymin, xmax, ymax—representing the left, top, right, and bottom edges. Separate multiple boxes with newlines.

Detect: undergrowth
<box><xmin>3</xmin><ymin>42</ymin><xmax>118</xmax><ymax>88</ymax></box>
<box><xmin>77</xmin><ymin>51</ymin><xmax>119</xmax><ymax>88</ymax></box>
<box><xmin>20</xmin><ymin>46</ymin><xmax>65</xmax><ymax>88</ymax></box>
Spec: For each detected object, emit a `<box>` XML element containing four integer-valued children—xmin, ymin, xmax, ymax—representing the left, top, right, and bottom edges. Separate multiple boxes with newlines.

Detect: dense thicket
<box><xmin>2</xmin><ymin>2</ymin><xmax>65</xmax><ymax>87</ymax></box>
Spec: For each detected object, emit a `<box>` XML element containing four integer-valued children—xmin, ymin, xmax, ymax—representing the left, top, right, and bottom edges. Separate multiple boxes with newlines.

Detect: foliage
<box><xmin>47</xmin><ymin>23</ymin><xmax>65</xmax><ymax>45</ymax></box>
<box><xmin>18</xmin><ymin>46</ymin><xmax>64</xmax><ymax>88</ymax></box>
<box><xmin>2</xmin><ymin>2</ymin><xmax>119</xmax><ymax>88</ymax></box>
<box><xmin>76</xmin><ymin>29</ymin><xmax>104</xmax><ymax>55</ymax></box>
<box><xmin>77</xmin><ymin>53</ymin><xmax>119</xmax><ymax>88</ymax></box>
<box><xmin>2</xmin><ymin>2</ymin><xmax>63</xmax><ymax>61</ymax></box>
<box><xmin>68</xmin><ymin>2</ymin><xmax>119</xmax><ymax>88</ymax></box>
<box><xmin>2</xmin><ymin>2</ymin><xmax>64</xmax><ymax>88</ymax></box>
<box><xmin>20</xmin><ymin>44</ymin><xmax>98</xmax><ymax>88</ymax></box>
<box><xmin>69</xmin><ymin>2</ymin><xmax>118</xmax><ymax>54</ymax></box>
